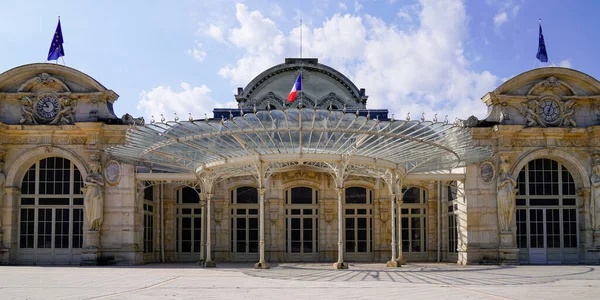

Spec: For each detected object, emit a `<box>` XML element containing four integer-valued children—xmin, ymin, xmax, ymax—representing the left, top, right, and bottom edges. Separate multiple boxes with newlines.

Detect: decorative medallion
<box><xmin>104</xmin><ymin>160</ymin><xmax>121</xmax><ymax>186</ymax></box>
<box><xmin>479</xmin><ymin>161</ymin><xmax>495</xmax><ymax>184</ymax></box>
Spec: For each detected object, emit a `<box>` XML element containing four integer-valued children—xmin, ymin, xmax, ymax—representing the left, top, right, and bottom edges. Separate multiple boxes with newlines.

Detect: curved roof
<box><xmin>237</xmin><ymin>58</ymin><xmax>367</xmax><ymax>109</ymax></box>
<box><xmin>0</xmin><ymin>63</ymin><xmax>108</xmax><ymax>93</ymax></box>
<box><xmin>108</xmin><ymin>109</ymin><xmax>492</xmax><ymax>175</ymax></box>
<box><xmin>494</xmin><ymin>67</ymin><xmax>600</xmax><ymax>96</ymax></box>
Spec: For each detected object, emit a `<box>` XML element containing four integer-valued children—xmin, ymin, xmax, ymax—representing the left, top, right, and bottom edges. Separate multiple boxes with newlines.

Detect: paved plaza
<box><xmin>0</xmin><ymin>263</ymin><xmax>599</xmax><ymax>299</ymax></box>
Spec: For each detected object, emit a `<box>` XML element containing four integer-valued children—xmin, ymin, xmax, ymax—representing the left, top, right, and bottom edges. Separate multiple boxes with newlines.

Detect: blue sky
<box><xmin>1</xmin><ymin>0</ymin><xmax>598</xmax><ymax>121</ymax></box>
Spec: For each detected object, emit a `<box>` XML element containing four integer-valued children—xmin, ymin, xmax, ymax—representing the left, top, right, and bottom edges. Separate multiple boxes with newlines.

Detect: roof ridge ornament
<box><xmin>160</xmin><ymin>114</ymin><xmax>165</xmax><ymax>123</ymax></box>
<box><xmin>189</xmin><ymin>113</ymin><xmax>194</xmax><ymax>122</ymax></box>
<box><xmin>406</xmin><ymin>112</ymin><xmax>411</xmax><ymax>121</ymax></box>
<box><xmin>150</xmin><ymin>115</ymin><xmax>155</xmax><ymax>124</ymax></box>
<box><xmin>421</xmin><ymin>113</ymin><xmax>425</xmax><ymax>122</ymax></box>
<box><xmin>174</xmin><ymin>113</ymin><xmax>179</xmax><ymax>122</ymax></box>
<box><xmin>444</xmin><ymin>115</ymin><xmax>449</xmax><ymax>124</ymax></box>
<box><xmin>433</xmin><ymin>114</ymin><xmax>438</xmax><ymax>123</ymax></box>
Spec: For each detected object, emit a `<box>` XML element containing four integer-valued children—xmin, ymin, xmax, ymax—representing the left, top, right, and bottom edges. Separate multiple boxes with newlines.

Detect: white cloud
<box><xmin>493</xmin><ymin>12</ymin><xmax>507</xmax><ymax>27</ymax></box>
<box><xmin>558</xmin><ymin>59</ymin><xmax>572</xmax><ymax>68</ymax></box>
<box><xmin>207</xmin><ymin>24</ymin><xmax>226</xmax><ymax>43</ymax></box>
<box><xmin>339</xmin><ymin>2</ymin><xmax>348</xmax><ymax>10</ymax></box>
<box><xmin>137</xmin><ymin>83</ymin><xmax>236</xmax><ymax>121</ymax></box>
<box><xmin>216</xmin><ymin>0</ymin><xmax>498</xmax><ymax>120</ymax></box>
<box><xmin>354</xmin><ymin>0</ymin><xmax>363</xmax><ymax>13</ymax></box>
<box><xmin>511</xmin><ymin>5</ymin><xmax>520</xmax><ymax>17</ymax></box>
<box><xmin>270</xmin><ymin>4</ymin><xmax>283</xmax><ymax>18</ymax></box>
<box><xmin>186</xmin><ymin>41</ymin><xmax>207</xmax><ymax>62</ymax></box>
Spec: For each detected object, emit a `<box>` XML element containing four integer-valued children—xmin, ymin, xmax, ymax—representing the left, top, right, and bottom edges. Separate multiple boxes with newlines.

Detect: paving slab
<box><xmin>0</xmin><ymin>263</ymin><xmax>598</xmax><ymax>299</ymax></box>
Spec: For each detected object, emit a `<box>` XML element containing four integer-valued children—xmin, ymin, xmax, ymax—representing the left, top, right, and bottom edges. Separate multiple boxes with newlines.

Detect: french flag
<box><xmin>287</xmin><ymin>72</ymin><xmax>302</xmax><ymax>102</ymax></box>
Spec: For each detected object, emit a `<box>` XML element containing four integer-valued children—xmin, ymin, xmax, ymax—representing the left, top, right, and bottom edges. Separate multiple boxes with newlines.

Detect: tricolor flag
<box><xmin>287</xmin><ymin>72</ymin><xmax>302</xmax><ymax>102</ymax></box>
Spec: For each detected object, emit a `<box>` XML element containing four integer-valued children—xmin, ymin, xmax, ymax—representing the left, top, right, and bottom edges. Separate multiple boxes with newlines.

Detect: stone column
<box><xmin>204</xmin><ymin>193</ymin><xmax>216</xmax><ymax>267</ymax></box>
<box><xmin>197</xmin><ymin>197</ymin><xmax>206</xmax><ymax>265</ymax></box>
<box><xmin>397</xmin><ymin>198</ymin><xmax>406</xmax><ymax>264</ymax></box>
<box><xmin>254</xmin><ymin>188</ymin><xmax>270</xmax><ymax>269</ymax></box>
<box><xmin>591</xmin><ymin>155</ymin><xmax>600</xmax><ymax>247</ymax></box>
<box><xmin>0</xmin><ymin>186</ymin><xmax>17</xmax><ymax>265</ymax></box>
<box><xmin>333</xmin><ymin>188</ymin><xmax>348</xmax><ymax>269</ymax></box>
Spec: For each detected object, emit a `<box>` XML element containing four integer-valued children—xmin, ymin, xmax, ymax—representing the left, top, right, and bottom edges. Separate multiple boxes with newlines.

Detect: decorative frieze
<box><xmin>511</xmin><ymin>139</ymin><xmax>545</xmax><ymax>147</ymax></box>
<box><xmin>555</xmin><ymin>139</ymin><xmax>589</xmax><ymax>147</ymax></box>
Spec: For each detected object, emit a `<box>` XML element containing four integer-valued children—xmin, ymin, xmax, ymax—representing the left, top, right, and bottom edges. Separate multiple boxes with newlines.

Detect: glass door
<box><xmin>231</xmin><ymin>208</ymin><xmax>259</xmax><ymax>261</ymax></box>
<box><xmin>285</xmin><ymin>187</ymin><xmax>319</xmax><ymax>261</ymax></box>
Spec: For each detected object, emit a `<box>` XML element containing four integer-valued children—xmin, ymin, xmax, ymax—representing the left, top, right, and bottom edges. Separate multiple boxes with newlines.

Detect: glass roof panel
<box><xmin>107</xmin><ymin>109</ymin><xmax>492</xmax><ymax>174</ymax></box>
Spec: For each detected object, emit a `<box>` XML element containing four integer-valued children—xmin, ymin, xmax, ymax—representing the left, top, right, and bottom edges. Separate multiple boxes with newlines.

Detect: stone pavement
<box><xmin>0</xmin><ymin>263</ymin><xmax>599</xmax><ymax>299</ymax></box>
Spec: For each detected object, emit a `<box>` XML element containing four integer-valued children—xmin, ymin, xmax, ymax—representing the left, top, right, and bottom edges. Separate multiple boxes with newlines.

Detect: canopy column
<box><xmin>197</xmin><ymin>171</ymin><xmax>217</xmax><ymax>268</ymax></box>
<box><xmin>254</xmin><ymin>187</ymin><xmax>270</xmax><ymax>269</ymax></box>
<box><xmin>384</xmin><ymin>170</ymin><xmax>405</xmax><ymax>267</ymax></box>
<box><xmin>203</xmin><ymin>193</ymin><xmax>216</xmax><ymax>267</ymax></box>
<box><xmin>333</xmin><ymin>187</ymin><xmax>348</xmax><ymax>269</ymax></box>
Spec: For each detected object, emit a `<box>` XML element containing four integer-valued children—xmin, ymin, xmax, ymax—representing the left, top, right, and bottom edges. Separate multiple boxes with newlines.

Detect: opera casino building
<box><xmin>1</xmin><ymin>58</ymin><xmax>599</xmax><ymax>268</ymax></box>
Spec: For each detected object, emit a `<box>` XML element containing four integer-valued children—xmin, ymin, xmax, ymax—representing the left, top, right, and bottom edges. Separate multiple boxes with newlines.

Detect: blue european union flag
<box><xmin>536</xmin><ymin>24</ymin><xmax>548</xmax><ymax>63</ymax></box>
<box><xmin>47</xmin><ymin>19</ymin><xmax>65</xmax><ymax>61</ymax></box>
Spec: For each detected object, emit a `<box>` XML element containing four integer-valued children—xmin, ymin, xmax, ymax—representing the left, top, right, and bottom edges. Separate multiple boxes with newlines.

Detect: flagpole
<box><xmin>300</xmin><ymin>16</ymin><xmax>303</xmax><ymax>59</ymax></box>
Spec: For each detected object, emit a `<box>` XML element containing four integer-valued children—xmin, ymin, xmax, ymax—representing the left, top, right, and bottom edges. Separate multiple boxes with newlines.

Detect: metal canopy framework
<box><xmin>107</xmin><ymin>108</ymin><xmax>492</xmax><ymax>178</ymax></box>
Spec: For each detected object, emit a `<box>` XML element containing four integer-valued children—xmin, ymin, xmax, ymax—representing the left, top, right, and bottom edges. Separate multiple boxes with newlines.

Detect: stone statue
<box><xmin>50</xmin><ymin>97</ymin><xmax>75</xmax><ymax>125</ymax></box>
<box><xmin>19</xmin><ymin>97</ymin><xmax>36</xmax><ymax>124</ymax></box>
<box><xmin>591</xmin><ymin>163</ymin><xmax>600</xmax><ymax>231</ymax></box>
<box><xmin>521</xmin><ymin>100</ymin><xmax>541</xmax><ymax>127</ymax></box>
<box><xmin>497</xmin><ymin>155</ymin><xmax>518</xmax><ymax>232</ymax></box>
<box><xmin>83</xmin><ymin>160</ymin><xmax>105</xmax><ymax>231</ymax></box>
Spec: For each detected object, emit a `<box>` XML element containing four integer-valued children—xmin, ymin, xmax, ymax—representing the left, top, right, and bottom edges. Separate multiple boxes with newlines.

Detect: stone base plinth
<box><xmin>81</xmin><ymin>231</ymin><xmax>101</xmax><ymax>265</ymax></box>
<box><xmin>81</xmin><ymin>249</ymin><xmax>99</xmax><ymax>265</ymax></box>
<box><xmin>0</xmin><ymin>248</ymin><xmax>8</xmax><ymax>265</ymax></box>
<box><xmin>386</xmin><ymin>260</ymin><xmax>402</xmax><ymax>268</ymax></box>
<box><xmin>84</xmin><ymin>231</ymin><xmax>101</xmax><ymax>249</ymax></box>
<box><xmin>594</xmin><ymin>231</ymin><xmax>600</xmax><ymax>247</ymax></box>
<box><xmin>204</xmin><ymin>261</ymin><xmax>217</xmax><ymax>268</ymax></box>
<box><xmin>254</xmin><ymin>262</ymin><xmax>270</xmax><ymax>269</ymax></box>
<box><xmin>196</xmin><ymin>259</ymin><xmax>205</xmax><ymax>266</ymax></box>
<box><xmin>500</xmin><ymin>231</ymin><xmax>515</xmax><ymax>248</ymax></box>
<box><xmin>333</xmin><ymin>262</ymin><xmax>349</xmax><ymax>269</ymax></box>
<box><xmin>498</xmin><ymin>248</ymin><xmax>519</xmax><ymax>265</ymax></box>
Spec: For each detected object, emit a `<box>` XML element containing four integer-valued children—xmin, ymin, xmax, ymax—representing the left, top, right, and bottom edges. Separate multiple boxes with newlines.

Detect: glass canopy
<box><xmin>107</xmin><ymin>109</ymin><xmax>492</xmax><ymax>175</ymax></box>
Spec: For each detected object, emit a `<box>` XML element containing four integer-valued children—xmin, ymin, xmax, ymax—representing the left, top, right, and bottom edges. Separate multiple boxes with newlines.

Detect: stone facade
<box><xmin>1</xmin><ymin>60</ymin><xmax>600</xmax><ymax>266</ymax></box>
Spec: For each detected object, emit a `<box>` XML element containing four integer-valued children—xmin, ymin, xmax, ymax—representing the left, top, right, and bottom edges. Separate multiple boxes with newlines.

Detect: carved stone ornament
<box><xmin>20</xmin><ymin>94</ymin><xmax>77</xmax><ymax>125</ymax></box>
<box><xmin>121</xmin><ymin>113</ymin><xmax>145</xmax><ymax>125</ymax></box>
<box><xmin>104</xmin><ymin>160</ymin><xmax>122</xmax><ymax>186</ymax></box>
<box><xmin>479</xmin><ymin>161</ymin><xmax>495</xmax><ymax>184</ymax></box>
<box><xmin>519</xmin><ymin>98</ymin><xmax>576</xmax><ymax>128</ymax></box>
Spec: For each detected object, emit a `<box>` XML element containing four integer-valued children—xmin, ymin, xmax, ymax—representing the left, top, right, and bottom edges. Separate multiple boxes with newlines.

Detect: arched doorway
<box><xmin>401</xmin><ymin>187</ymin><xmax>428</xmax><ymax>261</ymax></box>
<box><xmin>18</xmin><ymin>157</ymin><xmax>84</xmax><ymax>265</ymax></box>
<box><xmin>343</xmin><ymin>187</ymin><xmax>373</xmax><ymax>261</ymax></box>
<box><xmin>230</xmin><ymin>186</ymin><xmax>259</xmax><ymax>262</ymax></box>
<box><xmin>175</xmin><ymin>186</ymin><xmax>202</xmax><ymax>261</ymax></box>
<box><xmin>516</xmin><ymin>158</ymin><xmax>578</xmax><ymax>264</ymax></box>
<box><xmin>285</xmin><ymin>187</ymin><xmax>319</xmax><ymax>261</ymax></box>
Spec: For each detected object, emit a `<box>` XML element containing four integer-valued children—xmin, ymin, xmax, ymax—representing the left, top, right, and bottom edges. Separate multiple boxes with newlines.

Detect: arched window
<box><xmin>230</xmin><ymin>186</ymin><xmax>259</xmax><ymax>261</ymax></box>
<box><xmin>401</xmin><ymin>187</ymin><xmax>428</xmax><ymax>258</ymax></box>
<box><xmin>175</xmin><ymin>186</ymin><xmax>202</xmax><ymax>261</ymax></box>
<box><xmin>516</xmin><ymin>158</ymin><xmax>578</xmax><ymax>264</ymax></box>
<box><xmin>19</xmin><ymin>157</ymin><xmax>84</xmax><ymax>264</ymax></box>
